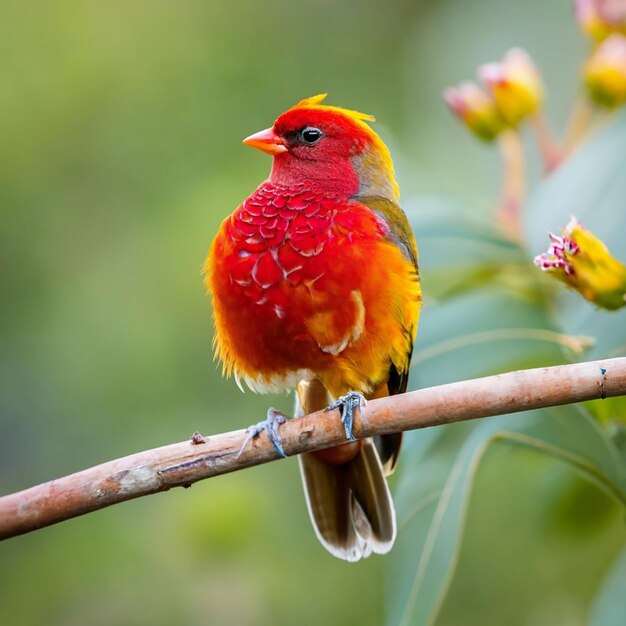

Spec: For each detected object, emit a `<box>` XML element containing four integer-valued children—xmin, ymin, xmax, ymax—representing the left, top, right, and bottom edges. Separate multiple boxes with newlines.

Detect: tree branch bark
<box><xmin>1</xmin><ymin>357</ymin><xmax>625</xmax><ymax>540</ymax></box>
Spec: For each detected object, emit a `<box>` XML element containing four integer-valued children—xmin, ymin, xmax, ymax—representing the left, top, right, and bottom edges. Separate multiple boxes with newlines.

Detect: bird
<box><xmin>204</xmin><ymin>94</ymin><xmax>421</xmax><ymax>561</ymax></box>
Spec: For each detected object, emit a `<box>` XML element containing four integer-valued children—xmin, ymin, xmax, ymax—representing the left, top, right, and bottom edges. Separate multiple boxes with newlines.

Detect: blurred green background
<box><xmin>2</xmin><ymin>0</ymin><xmax>625</xmax><ymax>625</ymax></box>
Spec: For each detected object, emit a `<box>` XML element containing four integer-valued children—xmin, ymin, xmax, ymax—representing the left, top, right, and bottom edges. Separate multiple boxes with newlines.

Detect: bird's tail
<box><xmin>296</xmin><ymin>379</ymin><xmax>396</xmax><ymax>562</ymax></box>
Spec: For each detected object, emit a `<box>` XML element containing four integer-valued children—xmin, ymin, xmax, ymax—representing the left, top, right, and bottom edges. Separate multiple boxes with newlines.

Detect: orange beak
<box><xmin>242</xmin><ymin>127</ymin><xmax>288</xmax><ymax>155</ymax></box>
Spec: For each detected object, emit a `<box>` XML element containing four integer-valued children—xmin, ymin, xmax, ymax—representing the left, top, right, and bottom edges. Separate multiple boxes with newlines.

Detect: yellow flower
<box><xmin>479</xmin><ymin>48</ymin><xmax>544</xmax><ymax>127</ymax></box>
<box><xmin>584</xmin><ymin>33</ymin><xmax>626</xmax><ymax>107</ymax></box>
<box><xmin>534</xmin><ymin>216</ymin><xmax>626</xmax><ymax>310</ymax></box>
<box><xmin>443</xmin><ymin>82</ymin><xmax>505</xmax><ymax>141</ymax></box>
<box><xmin>575</xmin><ymin>0</ymin><xmax>626</xmax><ymax>42</ymax></box>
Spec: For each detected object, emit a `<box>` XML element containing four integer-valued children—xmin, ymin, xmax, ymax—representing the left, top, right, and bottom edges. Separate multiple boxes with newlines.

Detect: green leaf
<box><xmin>590</xmin><ymin>545</ymin><xmax>626</xmax><ymax>626</ymax></box>
<box><xmin>387</xmin><ymin>407</ymin><xmax>626</xmax><ymax>626</ymax></box>
<box><xmin>436</xmin><ymin>434</ymin><xmax>626</xmax><ymax>626</ymax></box>
<box><xmin>408</xmin><ymin>196</ymin><xmax>524</xmax><ymax>303</ymax></box>
<box><xmin>406</xmin><ymin>197</ymin><xmax>578</xmax><ymax>386</ymax></box>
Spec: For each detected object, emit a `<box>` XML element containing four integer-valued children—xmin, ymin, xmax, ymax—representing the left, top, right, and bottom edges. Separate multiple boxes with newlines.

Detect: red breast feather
<box><xmin>206</xmin><ymin>180</ymin><xmax>418</xmax><ymax>397</ymax></box>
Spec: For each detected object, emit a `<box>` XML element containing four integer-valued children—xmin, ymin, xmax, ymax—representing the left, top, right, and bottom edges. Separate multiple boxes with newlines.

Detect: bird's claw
<box><xmin>325</xmin><ymin>391</ymin><xmax>366</xmax><ymax>441</ymax></box>
<box><xmin>236</xmin><ymin>407</ymin><xmax>288</xmax><ymax>459</ymax></box>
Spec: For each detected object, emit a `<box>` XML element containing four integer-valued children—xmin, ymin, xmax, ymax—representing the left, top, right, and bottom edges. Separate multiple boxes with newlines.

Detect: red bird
<box><xmin>205</xmin><ymin>95</ymin><xmax>421</xmax><ymax>561</ymax></box>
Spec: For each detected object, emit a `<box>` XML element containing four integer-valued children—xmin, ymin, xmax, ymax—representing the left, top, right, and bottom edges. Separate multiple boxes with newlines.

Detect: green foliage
<box><xmin>591</xmin><ymin>545</ymin><xmax>626</xmax><ymax>625</ymax></box>
<box><xmin>387</xmin><ymin>112</ymin><xmax>626</xmax><ymax>625</ymax></box>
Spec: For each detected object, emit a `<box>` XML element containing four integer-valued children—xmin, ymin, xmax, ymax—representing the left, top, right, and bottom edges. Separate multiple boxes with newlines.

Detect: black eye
<box><xmin>300</xmin><ymin>127</ymin><xmax>323</xmax><ymax>145</ymax></box>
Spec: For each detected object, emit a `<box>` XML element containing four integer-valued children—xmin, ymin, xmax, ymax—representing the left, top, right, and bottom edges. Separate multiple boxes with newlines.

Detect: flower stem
<box><xmin>563</xmin><ymin>96</ymin><xmax>596</xmax><ymax>154</ymax></box>
<box><xmin>497</xmin><ymin>129</ymin><xmax>525</xmax><ymax>243</ymax></box>
<box><xmin>530</xmin><ymin>111</ymin><xmax>563</xmax><ymax>172</ymax></box>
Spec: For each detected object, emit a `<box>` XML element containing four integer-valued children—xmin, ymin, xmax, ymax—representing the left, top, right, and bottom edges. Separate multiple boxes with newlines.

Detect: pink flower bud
<box><xmin>443</xmin><ymin>82</ymin><xmax>505</xmax><ymax>141</ymax></box>
<box><xmin>584</xmin><ymin>33</ymin><xmax>626</xmax><ymax>107</ymax></box>
<box><xmin>479</xmin><ymin>48</ymin><xmax>544</xmax><ymax>127</ymax></box>
<box><xmin>575</xmin><ymin>0</ymin><xmax>626</xmax><ymax>42</ymax></box>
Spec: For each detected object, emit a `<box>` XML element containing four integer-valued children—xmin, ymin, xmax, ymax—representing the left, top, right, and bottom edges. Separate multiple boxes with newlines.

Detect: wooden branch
<box><xmin>1</xmin><ymin>357</ymin><xmax>625</xmax><ymax>540</ymax></box>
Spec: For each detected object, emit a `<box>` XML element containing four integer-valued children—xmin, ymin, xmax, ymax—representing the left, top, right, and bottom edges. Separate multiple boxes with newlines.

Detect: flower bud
<box><xmin>443</xmin><ymin>82</ymin><xmax>505</xmax><ymax>141</ymax></box>
<box><xmin>583</xmin><ymin>33</ymin><xmax>626</xmax><ymax>107</ymax></box>
<box><xmin>479</xmin><ymin>48</ymin><xmax>544</xmax><ymax>126</ymax></box>
<box><xmin>534</xmin><ymin>216</ymin><xmax>626</xmax><ymax>310</ymax></box>
<box><xmin>575</xmin><ymin>0</ymin><xmax>626</xmax><ymax>42</ymax></box>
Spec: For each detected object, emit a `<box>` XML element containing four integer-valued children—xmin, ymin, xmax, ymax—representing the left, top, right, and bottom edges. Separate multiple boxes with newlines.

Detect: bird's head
<box><xmin>243</xmin><ymin>94</ymin><xmax>399</xmax><ymax>201</ymax></box>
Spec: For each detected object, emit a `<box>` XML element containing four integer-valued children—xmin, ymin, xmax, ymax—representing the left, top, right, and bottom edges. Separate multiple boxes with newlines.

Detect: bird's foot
<box><xmin>325</xmin><ymin>391</ymin><xmax>367</xmax><ymax>441</ymax></box>
<box><xmin>236</xmin><ymin>407</ymin><xmax>288</xmax><ymax>459</ymax></box>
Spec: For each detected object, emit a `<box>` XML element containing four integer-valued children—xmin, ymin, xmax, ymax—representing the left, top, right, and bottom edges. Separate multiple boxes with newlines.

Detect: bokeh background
<box><xmin>2</xmin><ymin>0</ymin><xmax>625</xmax><ymax>625</ymax></box>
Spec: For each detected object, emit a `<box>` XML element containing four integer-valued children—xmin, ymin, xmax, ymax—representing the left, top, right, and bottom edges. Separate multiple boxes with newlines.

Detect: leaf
<box><xmin>411</xmin><ymin>288</ymin><xmax>581</xmax><ymax>388</ymax></box>
<box><xmin>436</xmin><ymin>433</ymin><xmax>626</xmax><ymax>626</ymax></box>
<box><xmin>590</xmin><ymin>545</ymin><xmax>626</xmax><ymax>626</ymax></box>
<box><xmin>387</xmin><ymin>407</ymin><xmax>626</xmax><ymax>626</ymax></box>
<box><xmin>407</xmin><ymin>196</ymin><xmax>524</xmax><ymax>303</ymax></box>
<box><xmin>406</xmin><ymin>197</ymin><xmax>578</xmax><ymax>386</ymax></box>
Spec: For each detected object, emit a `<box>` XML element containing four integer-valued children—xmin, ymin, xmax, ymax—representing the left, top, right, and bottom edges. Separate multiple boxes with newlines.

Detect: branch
<box><xmin>2</xmin><ymin>358</ymin><xmax>625</xmax><ymax>540</ymax></box>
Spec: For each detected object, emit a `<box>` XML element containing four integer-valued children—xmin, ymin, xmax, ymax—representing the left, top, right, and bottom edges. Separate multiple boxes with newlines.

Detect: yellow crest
<box><xmin>293</xmin><ymin>94</ymin><xmax>377</xmax><ymax>124</ymax></box>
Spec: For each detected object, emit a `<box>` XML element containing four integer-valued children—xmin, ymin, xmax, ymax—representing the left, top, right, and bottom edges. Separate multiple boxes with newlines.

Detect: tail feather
<box><xmin>296</xmin><ymin>379</ymin><xmax>396</xmax><ymax>561</ymax></box>
<box><xmin>374</xmin><ymin>432</ymin><xmax>403</xmax><ymax>475</ymax></box>
<box><xmin>299</xmin><ymin>453</ymin><xmax>374</xmax><ymax>561</ymax></box>
<box><xmin>346</xmin><ymin>438</ymin><xmax>395</xmax><ymax>548</ymax></box>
